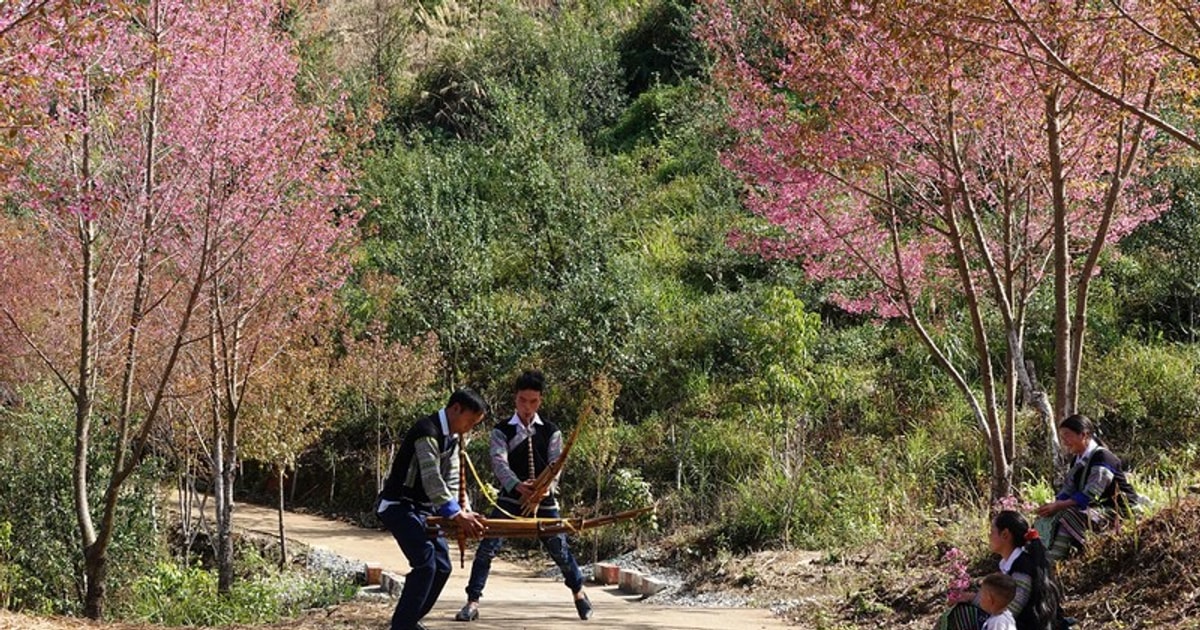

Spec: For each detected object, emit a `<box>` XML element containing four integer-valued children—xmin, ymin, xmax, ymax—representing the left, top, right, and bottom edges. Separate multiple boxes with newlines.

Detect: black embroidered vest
<box><xmin>379</xmin><ymin>413</ymin><xmax>451</xmax><ymax>505</ymax></box>
<box><xmin>497</xmin><ymin>418</ymin><xmax>559</xmax><ymax>507</ymax></box>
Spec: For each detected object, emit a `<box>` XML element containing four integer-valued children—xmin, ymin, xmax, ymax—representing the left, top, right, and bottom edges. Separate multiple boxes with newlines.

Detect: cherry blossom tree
<box><xmin>339</xmin><ymin>273</ymin><xmax>442</xmax><ymax>495</ymax></box>
<box><xmin>159</xmin><ymin>0</ymin><xmax>353</xmax><ymax>594</ymax></box>
<box><xmin>240</xmin><ymin>334</ymin><xmax>337</xmax><ymax>570</ymax></box>
<box><xmin>701</xmin><ymin>0</ymin><xmax>1171</xmax><ymax>497</ymax></box>
<box><xmin>887</xmin><ymin>0</ymin><xmax>1200</xmax><ymax>417</ymax></box>
<box><xmin>1</xmin><ymin>0</ymin><xmax>353</xmax><ymax>615</ymax></box>
<box><xmin>938</xmin><ymin>1</ymin><xmax>1200</xmax><ymax>152</ymax></box>
<box><xmin>2</xmin><ymin>4</ymin><xmax>156</xmax><ymax>617</ymax></box>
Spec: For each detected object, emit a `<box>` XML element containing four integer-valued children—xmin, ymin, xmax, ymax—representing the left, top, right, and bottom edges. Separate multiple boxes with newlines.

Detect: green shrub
<box><xmin>390</xmin><ymin>7</ymin><xmax>625</xmax><ymax>140</ymax></box>
<box><xmin>1078</xmin><ymin>342</ymin><xmax>1200</xmax><ymax>461</ymax></box>
<box><xmin>681</xmin><ymin>413</ymin><xmax>772</xmax><ymax>496</ymax></box>
<box><xmin>609</xmin><ymin>468</ymin><xmax>657</xmax><ymax>523</ymax></box>
<box><xmin>1114</xmin><ymin>165</ymin><xmax>1200</xmax><ymax>342</ymax></box>
<box><xmin>591</xmin><ymin>468</ymin><xmax>658</xmax><ymax>551</ymax></box>
<box><xmin>616</xmin><ymin>0</ymin><xmax>705</xmax><ymax>96</ymax></box>
<box><xmin>0</xmin><ymin>520</ymin><xmax>53</xmax><ymax>613</ymax></box>
<box><xmin>0</xmin><ymin>383</ymin><xmax>162</xmax><ymax>614</ymax></box>
<box><xmin>601</xmin><ymin>82</ymin><xmax>695</xmax><ymax>153</ymax></box>
<box><xmin>123</xmin><ymin>562</ymin><xmax>220</xmax><ymax>625</ymax></box>
<box><xmin>119</xmin><ymin>560</ymin><xmax>358</xmax><ymax>625</ymax></box>
<box><xmin>718</xmin><ymin>422</ymin><xmax>983</xmax><ymax>551</ymax></box>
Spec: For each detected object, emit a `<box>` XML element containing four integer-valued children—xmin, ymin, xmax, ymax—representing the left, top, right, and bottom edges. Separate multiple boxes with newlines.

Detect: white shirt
<box><xmin>1075</xmin><ymin>438</ymin><xmax>1100</xmax><ymax>466</ymax></box>
<box><xmin>982</xmin><ymin>610</ymin><xmax>1016</xmax><ymax>630</ymax></box>
<box><xmin>998</xmin><ymin>546</ymin><xmax>1023</xmax><ymax>574</ymax></box>
<box><xmin>507</xmin><ymin>412</ymin><xmax>544</xmax><ymax>441</ymax></box>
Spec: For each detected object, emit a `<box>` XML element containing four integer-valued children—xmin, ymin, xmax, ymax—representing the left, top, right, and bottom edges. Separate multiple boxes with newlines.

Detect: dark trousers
<box><xmin>379</xmin><ymin>502</ymin><xmax>451</xmax><ymax>630</ymax></box>
<box><xmin>465</xmin><ymin>506</ymin><xmax>584</xmax><ymax>602</ymax></box>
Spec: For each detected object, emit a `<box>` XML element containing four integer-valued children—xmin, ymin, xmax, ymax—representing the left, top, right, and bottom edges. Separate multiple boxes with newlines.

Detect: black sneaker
<box><xmin>574</xmin><ymin>593</ymin><xmax>592</xmax><ymax>620</ymax></box>
<box><xmin>455</xmin><ymin>603</ymin><xmax>479</xmax><ymax>622</ymax></box>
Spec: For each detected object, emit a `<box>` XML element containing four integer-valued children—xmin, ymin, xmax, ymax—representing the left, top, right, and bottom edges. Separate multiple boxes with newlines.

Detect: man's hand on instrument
<box><xmin>515</xmin><ymin>480</ymin><xmax>535</xmax><ymax>499</ymax></box>
<box><xmin>454</xmin><ymin>511</ymin><xmax>487</xmax><ymax>538</ymax></box>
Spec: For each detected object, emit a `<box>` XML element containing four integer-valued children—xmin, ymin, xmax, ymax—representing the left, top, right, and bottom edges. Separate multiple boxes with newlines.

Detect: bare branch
<box><xmin>1</xmin><ymin>307</ymin><xmax>77</xmax><ymax>399</ymax></box>
<box><xmin>1108</xmin><ymin>0</ymin><xmax>1200</xmax><ymax>67</ymax></box>
<box><xmin>1000</xmin><ymin>0</ymin><xmax>1200</xmax><ymax>152</ymax></box>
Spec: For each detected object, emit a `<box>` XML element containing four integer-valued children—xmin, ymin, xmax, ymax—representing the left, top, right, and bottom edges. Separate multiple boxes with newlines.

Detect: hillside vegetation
<box><xmin>2</xmin><ymin>0</ymin><xmax>1200</xmax><ymax>627</ymax></box>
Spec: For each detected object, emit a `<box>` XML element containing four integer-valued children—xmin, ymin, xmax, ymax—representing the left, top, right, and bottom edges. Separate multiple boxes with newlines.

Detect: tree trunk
<box><xmin>213</xmin><ymin>408</ymin><xmax>235</xmax><ymax>594</ymax></box>
<box><xmin>1008</xmin><ymin>332</ymin><xmax>1053</xmax><ymax>424</ymax></box>
<box><xmin>217</xmin><ymin>416</ymin><xmax>237</xmax><ymax>594</ymax></box>
<box><xmin>277</xmin><ymin>466</ymin><xmax>287</xmax><ymax>570</ymax></box>
<box><xmin>945</xmin><ymin>195</ymin><xmax>1009</xmax><ymax>499</ymax></box>
<box><xmin>179</xmin><ymin>469</ymin><xmax>195</xmax><ymax>561</ymax></box>
<box><xmin>1024</xmin><ymin>360</ymin><xmax>1059</xmax><ymax>460</ymax></box>
<box><xmin>1004</xmin><ymin>351</ymin><xmax>1016</xmax><ymax>467</ymax></box>
<box><xmin>376</xmin><ymin>404</ymin><xmax>383</xmax><ymax>494</ymax></box>
<box><xmin>73</xmin><ymin>80</ymin><xmax>103</xmax><ymax>619</ymax></box>
<box><xmin>591</xmin><ymin>475</ymin><xmax>602</xmax><ymax>566</ymax></box>
<box><xmin>289</xmin><ymin>462</ymin><xmax>298</xmax><ymax>506</ymax></box>
<box><xmin>1047</xmin><ymin>89</ymin><xmax>1074</xmax><ymax>425</ymax></box>
<box><xmin>82</xmin><ymin>543</ymin><xmax>106</xmax><ymax>619</ymax></box>
<box><xmin>329</xmin><ymin>454</ymin><xmax>336</xmax><ymax>505</ymax></box>
<box><xmin>1069</xmin><ymin>109</ymin><xmax>1147</xmax><ymax>424</ymax></box>
<box><xmin>208</xmin><ymin>274</ymin><xmax>248</xmax><ymax>595</ymax></box>
<box><xmin>209</xmin><ymin>307</ymin><xmax>234</xmax><ymax>594</ymax></box>
<box><xmin>670</xmin><ymin>423</ymin><xmax>681</xmax><ymax>491</ymax></box>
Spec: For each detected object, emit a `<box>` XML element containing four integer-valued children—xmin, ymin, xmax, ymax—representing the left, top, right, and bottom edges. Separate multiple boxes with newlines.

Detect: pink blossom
<box><xmin>942</xmin><ymin>547</ymin><xmax>971</xmax><ymax>603</ymax></box>
<box><xmin>993</xmin><ymin>494</ymin><xmax>1037</xmax><ymax>514</ymax></box>
<box><xmin>699</xmin><ymin>0</ymin><xmax>1171</xmax><ymax>321</ymax></box>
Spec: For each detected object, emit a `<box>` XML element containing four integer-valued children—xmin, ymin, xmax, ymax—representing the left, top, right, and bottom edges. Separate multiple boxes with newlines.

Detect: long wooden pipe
<box><xmin>519</xmin><ymin>415</ymin><xmax>586</xmax><ymax>516</ymax></box>
<box><xmin>428</xmin><ymin>505</ymin><xmax>655</xmax><ymax>539</ymax></box>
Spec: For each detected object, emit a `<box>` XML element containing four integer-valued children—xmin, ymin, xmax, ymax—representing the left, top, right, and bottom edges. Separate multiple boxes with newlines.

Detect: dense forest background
<box><xmin>2</xmin><ymin>0</ymin><xmax>1199</xmax><ymax>622</ymax></box>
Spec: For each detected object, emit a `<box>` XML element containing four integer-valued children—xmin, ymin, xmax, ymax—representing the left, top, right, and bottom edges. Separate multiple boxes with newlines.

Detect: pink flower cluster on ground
<box><xmin>993</xmin><ymin>495</ymin><xmax>1037</xmax><ymax>514</ymax></box>
<box><xmin>942</xmin><ymin>547</ymin><xmax>971</xmax><ymax>603</ymax></box>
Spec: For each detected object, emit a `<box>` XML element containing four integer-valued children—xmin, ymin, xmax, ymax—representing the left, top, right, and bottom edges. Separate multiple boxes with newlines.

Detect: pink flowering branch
<box><xmin>699</xmin><ymin>0</ymin><xmax>1173</xmax><ymax>498</ymax></box>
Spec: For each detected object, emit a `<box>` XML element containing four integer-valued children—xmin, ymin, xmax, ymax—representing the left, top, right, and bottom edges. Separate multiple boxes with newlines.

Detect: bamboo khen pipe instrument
<box><xmin>427</xmin><ymin>505</ymin><xmax>655</xmax><ymax>539</ymax></box>
<box><xmin>518</xmin><ymin>413</ymin><xmax>586</xmax><ymax>516</ymax></box>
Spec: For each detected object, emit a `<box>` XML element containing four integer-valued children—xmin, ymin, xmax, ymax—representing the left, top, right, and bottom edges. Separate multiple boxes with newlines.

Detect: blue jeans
<box><xmin>465</xmin><ymin>506</ymin><xmax>584</xmax><ymax>602</ymax></box>
<box><xmin>379</xmin><ymin>502</ymin><xmax>451</xmax><ymax>630</ymax></box>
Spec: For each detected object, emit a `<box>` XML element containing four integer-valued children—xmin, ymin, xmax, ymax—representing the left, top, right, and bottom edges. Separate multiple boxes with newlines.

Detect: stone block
<box><xmin>380</xmin><ymin>571</ymin><xmax>404</xmax><ymax>597</ymax></box>
<box><xmin>593</xmin><ymin>562</ymin><xmax>620</xmax><ymax>585</ymax></box>
<box><xmin>365</xmin><ymin>562</ymin><xmax>383</xmax><ymax>585</ymax></box>
<box><xmin>618</xmin><ymin>568</ymin><xmax>643</xmax><ymax>594</ymax></box>
<box><xmin>639</xmin><ymin>576</ymin><xmax>669</xmax><ymax>595</ymax></box>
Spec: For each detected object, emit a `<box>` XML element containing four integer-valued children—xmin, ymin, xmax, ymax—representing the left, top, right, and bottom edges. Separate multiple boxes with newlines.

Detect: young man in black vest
<box><xmin>455</xmin><ymin>370</ymin><xmax>591</xmax><ymax>622</ymax></box>
<box><xmin>378</xmin><ymin>388</ymin><xmax>489</xmax><ymax>630</ymax></box>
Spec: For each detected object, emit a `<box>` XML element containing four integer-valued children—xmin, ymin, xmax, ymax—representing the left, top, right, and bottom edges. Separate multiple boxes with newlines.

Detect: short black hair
<box><xmin>514</xmin><ymin>370</ymin><xmax>545</xmax><ymax>393</ymax></box>
<box><xmin>447</xmin><ymin>388</ymin><xmax>488</xmax><ymax>413</ymax></box>
<box><xmin>981</xmin><ymin>572</ymin><xmax>1017</xmax><ymax>605</ymax></box>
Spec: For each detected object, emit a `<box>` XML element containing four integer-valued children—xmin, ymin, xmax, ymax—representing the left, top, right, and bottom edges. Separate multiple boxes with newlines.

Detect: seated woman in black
<box><xmin>1034</xmin><ymin>414</ymin><xmax>1142</xmax><ymax>563</ymax></box>
<box><xmin>938</xmin><ymin>511</ymin><xmax>1061</xmax><ymax>630</ymax></box>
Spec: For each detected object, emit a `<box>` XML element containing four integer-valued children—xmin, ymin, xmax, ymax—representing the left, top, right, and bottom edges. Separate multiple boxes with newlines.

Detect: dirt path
<box><xmin>213</xmin><ymin>499</ymin><xmax>789</xmax><ymax>630</ymax></box>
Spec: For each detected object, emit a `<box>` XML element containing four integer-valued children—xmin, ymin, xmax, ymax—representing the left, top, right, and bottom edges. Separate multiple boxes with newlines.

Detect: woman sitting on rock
<box><xmin>1035</xmin><ymin>414</ymin><xmax>1143</xmax><ymax>563</ymax></box>
<box><xmin>938</xmin><ymin>511</ymin><xmax>1062</xmax><ymax>630</ymax></box>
